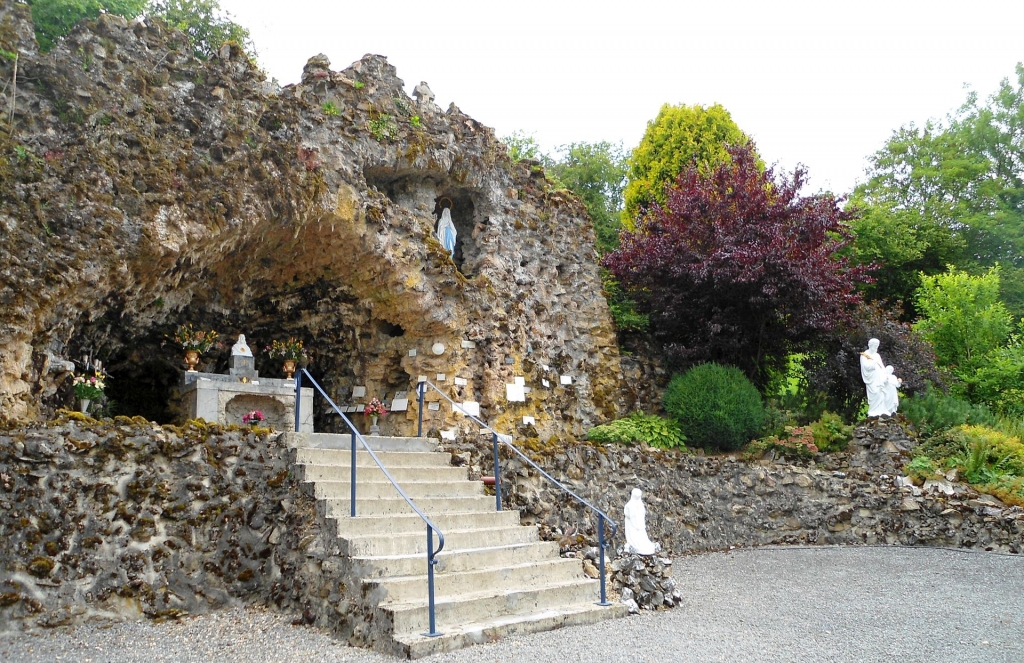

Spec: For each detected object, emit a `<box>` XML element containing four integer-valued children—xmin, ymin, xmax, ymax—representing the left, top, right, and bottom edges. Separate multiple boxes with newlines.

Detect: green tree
<box><xmin>546</xmin><ymin>141</ymin><xmax>627</xmax><ymax>254</ymax></box>
<box><xmin>24</xmin><ymin>0</ymin><xmax>147</xmax><ymax>52</ymax></box>
<box><xmin>148</xmin><ymin>0</ymin><xmax>253</xmax><ymax>60</ymax></box>
<box><xmin>914</xmin><ymin>266</ymin><xmax>1012</xmax><ymax>371</ymax></box>
<box><xmin>623</xmin><ymin>103</ymin><xmax>752</xmax><ymax>228</ymax></box>
<box><xmin>850</xmin><ymin>64</ymin><xmax>1024</xmax><ymax>318</ymax></box>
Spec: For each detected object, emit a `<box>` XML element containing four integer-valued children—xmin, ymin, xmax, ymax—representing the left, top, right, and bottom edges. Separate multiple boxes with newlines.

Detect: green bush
<box><xmin>664</xmin><ymin>363</ymin><xmax>765</xmax><ymax>451</ymax></box>
<box><xmin>908</xmin><ymin>424</ymin><xmax>1024</xmax><ymax>506</ymax></box>
<box><xmin>810</xmin><ymin>411</ymin><xmax>853</xmax><ymax>452</ymax></box>
<box><xmin>900</xmin><ymin>387</ymin><xmax>998</xmax><ymax>437</ymax></box>
<box><xmin>586</xmin><ymin>411</ymin><xmax>686</xmax><ymax>449</ymax></box>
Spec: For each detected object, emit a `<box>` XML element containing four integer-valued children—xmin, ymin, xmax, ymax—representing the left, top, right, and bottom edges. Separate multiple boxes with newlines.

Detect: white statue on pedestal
<box><xmin>860</xmin><ymin>338</ymin><xmax>902</xmax><ymax>417</ymax></box>
<box><xmin>623</xmin><ymin>488</ymin><xmax>658</xmax><ymax>555</ymax></box>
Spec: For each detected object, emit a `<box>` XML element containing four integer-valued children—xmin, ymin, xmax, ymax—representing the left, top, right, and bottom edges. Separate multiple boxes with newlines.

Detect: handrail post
<box><xmin>350</xmin><ymin>430</ymin><xmax>357</xmax><ymax>518</ymax></box>
<box><xmin>294</xmin><ymin>369</ymin><xmax>302</xmax><ymax>433</ymax></box>
<box><xmin>417</xmin><ymin>380</ymin><xmax>425</xmax><ymax>437</ymax></box>
<box><xmin>423</xmin><ymin>525</ymin><xmax>442</xmax><ymax>637</ymax></box>
<box><xmin>492</xmin><ymin>433</ymin><xmax>502</xmax><ymax>512</ymax></box>
<box><xmin>597</xmin><ymin>515</ymin><xmax>610</xmax><ymax>606</ymax></box>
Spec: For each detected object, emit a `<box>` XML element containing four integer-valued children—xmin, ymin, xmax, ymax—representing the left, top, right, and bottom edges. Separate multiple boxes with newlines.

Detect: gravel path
<box><xmin>2</xmin><ymin>546</ymin><xmax>1022</xmax><ymax>663</ymax></box>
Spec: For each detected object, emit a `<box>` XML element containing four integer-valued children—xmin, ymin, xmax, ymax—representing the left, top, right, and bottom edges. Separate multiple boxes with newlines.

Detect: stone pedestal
<box><xmin>180</xmin><ymin>371</ymin><xmax>313</xmax><ymax>432</ymax></box>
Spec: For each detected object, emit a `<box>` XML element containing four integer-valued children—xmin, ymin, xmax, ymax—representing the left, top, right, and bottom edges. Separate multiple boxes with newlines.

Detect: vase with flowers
<box><xmin>72</xmin><ymin>372</ymin><xmax>107</xmax><ymax>413</ymax></box>
<box><xmin>364</xmin><ymin>398</ymin><xmax>387</xmax><ymax>433</ymax></box>
<box><xmin>266</xmin><ymin>337</ymin><xmax>310</xmax><ymax>379</ymax></box>
<box><xmin>242</xmin><ymin>410</ymin><xmax>265</xmax><ymax>428</ymax></box>
<box><xmin>172</xmin><ymin>324</ymin><xmax>219</xmax><ymax>371</ymax></box>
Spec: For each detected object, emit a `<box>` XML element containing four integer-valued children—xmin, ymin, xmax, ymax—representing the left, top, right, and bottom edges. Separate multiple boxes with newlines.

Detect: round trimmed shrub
<box><xmin>664</xmin><ymin>363</ymin><xmax>765</xmax><ymax>451</ymax></box>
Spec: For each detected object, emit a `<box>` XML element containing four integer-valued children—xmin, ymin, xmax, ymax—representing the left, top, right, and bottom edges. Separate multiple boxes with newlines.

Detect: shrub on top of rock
<box><xmin>664</xmin><ymin>363</ymin><xmax>765</xmax><ymax>451</ymax></box>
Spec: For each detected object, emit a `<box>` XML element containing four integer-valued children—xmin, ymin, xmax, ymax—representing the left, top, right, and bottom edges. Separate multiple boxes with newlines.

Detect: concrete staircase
<box><xmin>284</xmin><ymin>432</ymin><xmax>626</xmax><ymax>658</ymax></box>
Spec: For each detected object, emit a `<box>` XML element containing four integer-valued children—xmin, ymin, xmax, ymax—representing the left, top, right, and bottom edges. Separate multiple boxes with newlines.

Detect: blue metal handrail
<box><xmin>415</xmin><ymin>379</ymin><xmax>615</xmax><ymax>606</ymax></box>
<box><xmin>294</xmin><ymin>369</ymin><xmax>445</xmax><ymax>637</ymax></box>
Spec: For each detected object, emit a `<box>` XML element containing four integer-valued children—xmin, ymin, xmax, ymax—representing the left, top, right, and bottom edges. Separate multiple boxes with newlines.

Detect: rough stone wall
<box><xmin>0</xmin><ymin>2</ymin><xmax>626</xmax><ymax>438</ymax></box>
<box><xmin>0</xmin><ymin>414</ymin><xmax>390</xmax><ymax>648</ymax></box>
<box><xmin>447</xmin><ymin>418</ymin><xmax>1024</xmax><ymax>555</ymax></box>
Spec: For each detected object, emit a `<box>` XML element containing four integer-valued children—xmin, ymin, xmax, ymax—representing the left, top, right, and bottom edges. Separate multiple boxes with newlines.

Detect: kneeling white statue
<box><xmin>623</xmin><ymin>488</ymin><xmax>659</xmax><ymax>555</ymax></box>
<box><xmin>860</xmin><ymin>338</ymin><xmax>902</xmax><ymax>417</ymax></box>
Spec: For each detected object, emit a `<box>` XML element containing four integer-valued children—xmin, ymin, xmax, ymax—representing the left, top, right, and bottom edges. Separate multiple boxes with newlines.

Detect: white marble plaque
<box><xmin>417</xmin><ymin>375</ymin><xmax>428</xmax><ymax>383</ymax></box>
<box><xmin>514</xmin><ymin>376</ymin><xmax>526</xmax><ymax>386</ymax></box>
<box><xmin>454</xmin><ymin>377</ymin><xmax>468</xmax><ymax>386</ymax></box>
<box><xmin>541</xmin><ymin>364</ymin><xmax>549</xmax><ymax>372</ymax></box>
<box><xmin>461</xmin><ymin>340</ymin><xmax>477</xmax><ymax>349</ymax></box>
<box><xmin>523</xmin><ymin>416</ymin><xmax>535</xmax><ymax>425</ymax></box>
<box><xmin>408</xmin><ymin>348</ymin><xmax>417</xmax><ymax>357</ymax></box>
<box><xmin>352</xmin><ymin>385</ymin><xmax>366</xmax><ymax>398</ymax></box>
<box><xmin>436</xmin><ymin>373</ymin><xmax>446</xmax><ymax>382</ymax></box>
<box><xmin>390</xmin><ymin>398</ymin><xmax>409</xmax><ymax>412</ymax></box>
<box><xmin>523</xmin><ymin>387</ymin><xmax>532</xmax><ymax>393</ymax></box>
<box><xmin>428</xmin><ymin>402</ymin><xmax>440</xmax><ymax>411</ymax></box>
<box><xmin>560</xmin><ymin>375</ymin><xmax>572</xmax><ymax>385</ymax></box>
<box><xmin>505</xmin><ymin>383</ymin><xmax>526</xmax><ymax>402</ymax></box>
<box><xmin>498</xmin><ymin>434</ymin><xmax>513</xmax><ymax>444</ymax></box>
<box><xmin>440</xmin><ymin>429</ymin><xmax>456</xmax><ymax>440</ymax></box>
<box><xmin>542</xmin><ymin>379</ymin><xmax>550</xmax><ymax>388</ymax></box>
<box><xmin>454</xmin><ymin>401</ymin><xmax>480</xmax><ymax>417</ymax></box>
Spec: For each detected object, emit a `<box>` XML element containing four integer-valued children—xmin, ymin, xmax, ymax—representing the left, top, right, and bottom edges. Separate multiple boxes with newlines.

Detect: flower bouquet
<box><xmin>242</xmin><ymin>410</ymin><xmax>265</xmax><ymax>427</ymax></box>
<box><xmin>73</xmin><ymin>373</ymin><xmax>106</xmax><ymax>400</ymax></box>
<box><xmin>364</xmin><ymin>398</ymin><xmax>388</xmax><ymax>417</ymax></box>
<box><xmin>172</xmin><ymin>324</ymin><xmax>219</xmax><ymax>353</ymax></box>
<box><xmin>266</xmin><ymin>337</ymin><xmax>310</xmax><ymax>361</ymax></box>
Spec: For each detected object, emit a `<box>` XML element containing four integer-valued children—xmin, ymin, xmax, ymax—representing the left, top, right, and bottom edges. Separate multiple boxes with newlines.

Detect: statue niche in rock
<box><xmin>860</xmin><ymin>338</ymin><xmax>902</xmax><ymax>417</ymax></box>
<box><xmin>623</xmin><ymin>488</ymin><xmax>660</xmax><ymax>555</ymax></box>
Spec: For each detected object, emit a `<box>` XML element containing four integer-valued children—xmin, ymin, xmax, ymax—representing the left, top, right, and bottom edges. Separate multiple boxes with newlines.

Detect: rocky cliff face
<box><xmin>0</xmin><ymin>1</ymin><xmax>629</xmax><ymax>436</ymax></box>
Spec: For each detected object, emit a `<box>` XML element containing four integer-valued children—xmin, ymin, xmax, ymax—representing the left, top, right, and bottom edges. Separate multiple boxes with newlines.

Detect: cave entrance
<box><xmin>434</xmin><ymin>192</ymin><xmax>477</xmax><ymax>274</ymax></box>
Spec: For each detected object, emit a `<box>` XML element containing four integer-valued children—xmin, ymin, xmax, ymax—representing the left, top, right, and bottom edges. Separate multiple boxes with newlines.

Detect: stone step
<box><xmin>352</xmin><ymin>541</ymin><xmax>562</xmax><ymax>579</ymax></box>
<box><xmin>285</xmin><ymin>432</ymin><xmax>437</xmax><ymax>452</ymax></box>
<box><xmin>311</xmin><ymin>479</ymin><xmax>484</xmax><ymax>500</ymax></box>
<box><xmin>394</xmin><ymin>601</ymin><xmax>629</xmax><ymax>659</ymax></box>
<box><xmin>386</xmin><ymin>579</ymin><xmax>607</xmax><ymax>636</ymax></box>
<box><xmin>342</xmin><ymin>524</ymin><xmax>537</xmax><ymax>557</ymax></box>
<box><xmin>321</xmin><ymin>495</ymin><xmax>497</xmax><ymax>517</ymax></box>
<box><xmin>328</xmin><ymin>509</ymin><xmax>520</xmax><ymax>537</ymax></box>
<box><xmin>368</xmin><ymin>557</ymin><xmax>585</xmax><ymax>605</ymax></box>
<box><xmin>295</xmin><ymin>448</ymin><xmax>452</xmax><ymax>468</ymax></box>
<box><xmin>299</xmin><ymin>463</ymin><xmax>469</xmax><ymax>484</ymax></box>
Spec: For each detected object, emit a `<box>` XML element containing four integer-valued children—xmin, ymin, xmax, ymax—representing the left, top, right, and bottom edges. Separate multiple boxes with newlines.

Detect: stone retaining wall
<box><xmin>0</xmin><ymin>414</ymin><xmax>382</xmax><ymax>644</ymax></box>
<box><xmin>445</xmin><ymin>417</ymin><xmax>1024</xmax><ymax>556</ymax></box>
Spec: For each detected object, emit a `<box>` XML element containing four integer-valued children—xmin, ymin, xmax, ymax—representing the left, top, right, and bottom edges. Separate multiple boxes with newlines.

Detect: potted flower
<box><xmin>172</xmin><ymin>324</ymin><xmax>219</xmax><ymax>371</ymax></box>
<box><xmin>242</xmin><ymin>410</ymin><xmax>265</xmax><ymax>428</ymax></box>
<box><xmin>72</xmin><ymin>372</ymin><xmax>107</xmax><ymax>413</ymax></box>
<box><xmin>364</xmin><ymin>397</ymin><xmax>387</xmax><ymax>433</ymax></box>
<box><xmin>266</xmin><ymin>337</ymin><xmax>310</xmax><ymax>379</ymax></box>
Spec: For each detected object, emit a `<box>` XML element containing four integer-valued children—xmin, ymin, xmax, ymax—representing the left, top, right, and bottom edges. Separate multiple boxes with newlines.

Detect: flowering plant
<box><xmin>266</xmin><ymin>337</ymin><xmax>309</xmax><ymax>361</ymax></box>
<box><xmin>172</xmin><ymin>324</ymin><xmax>219</xmax><ymax>353</ymax></box>
<box><xmin>242</xmin><ymin>410</ymin><xmax>265</xmax><ymax>425</ymax></box>
<box><xmin>364</xmin><ymin>398</ymin><xmax>388</xmax><ymax>417</ymax></box>
<box><xmin>72</xmin><ymin>373</ymin><xmax>106</xmax><ymax>400</ymax></box>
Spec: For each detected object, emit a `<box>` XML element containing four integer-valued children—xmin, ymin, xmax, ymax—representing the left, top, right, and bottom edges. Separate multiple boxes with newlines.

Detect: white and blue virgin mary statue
<box><xmin>435</xmin><ymin>207</ymin><xmax>457</xmax><ymax>257</ymax></box>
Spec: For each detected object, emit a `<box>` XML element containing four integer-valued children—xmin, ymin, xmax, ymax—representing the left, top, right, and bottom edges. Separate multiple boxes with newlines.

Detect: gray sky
<box><xmin>219</xmin><ymin>0</ymin><xmax>1024</xmax><ymax>196</ymax></box>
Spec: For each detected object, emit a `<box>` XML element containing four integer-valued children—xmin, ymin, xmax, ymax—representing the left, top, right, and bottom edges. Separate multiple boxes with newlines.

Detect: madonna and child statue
<box><xmin>860</xmin><ymin>338</ymin><xmax>902</xmax><ymax>417</ymax></box>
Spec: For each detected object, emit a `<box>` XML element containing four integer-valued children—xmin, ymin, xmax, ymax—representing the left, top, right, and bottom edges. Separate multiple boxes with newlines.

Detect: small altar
<box><xmin>179</xmin><ymin>338</ymin><xmax>313</xmax><ymax>431</ymax></box>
